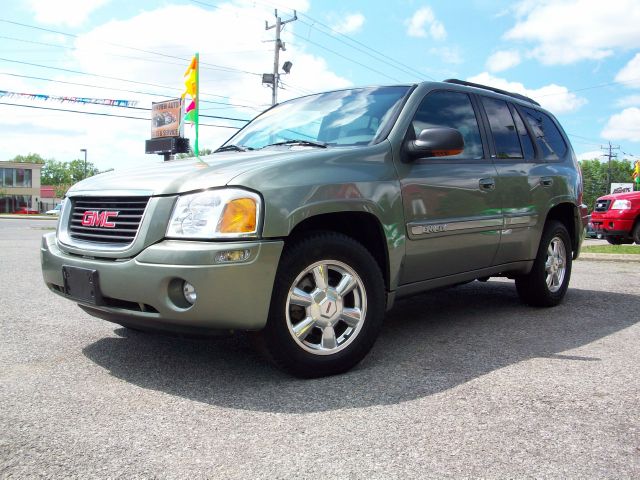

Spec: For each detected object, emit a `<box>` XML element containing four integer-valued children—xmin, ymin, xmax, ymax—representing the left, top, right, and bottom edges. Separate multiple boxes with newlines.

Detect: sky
<box><xmin>1</xmin><ymin>0</ymin><xmax>640</xmax><ymax>171</ymax></box>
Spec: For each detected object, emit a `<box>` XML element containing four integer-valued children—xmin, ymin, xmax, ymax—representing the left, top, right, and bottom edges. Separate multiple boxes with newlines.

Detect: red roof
<box><xmin>40</xmin><ymin>186</ymin><xmax>56</xmax><ymax>198</ymax></box>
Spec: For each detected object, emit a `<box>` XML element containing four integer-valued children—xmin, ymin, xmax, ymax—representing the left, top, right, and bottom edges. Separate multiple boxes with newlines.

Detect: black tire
<box><xmin>633</xmin><ymin>222</ymin><xmax>640</xmax><ymax>245</ymax></box>
<box><xmin>515</xmin><ymin>221</ymin><xmax>572</xmax><ymax>307</ymax></box>
<box><xmin>607</xmin><ymin>236</ymin><xmax>623</xmax><ymax>245</ymax></box>
<box><xmin>256</xmin><ymin>232</ymin><xmax>385</xmax><ymax>378</ymax></box>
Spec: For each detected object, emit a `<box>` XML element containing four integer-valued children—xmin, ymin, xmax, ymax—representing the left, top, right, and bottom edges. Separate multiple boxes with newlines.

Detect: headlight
<box><xmin>611</xmin><ymin>199</ymin><xmax>631</xmax><ymax>210</ymax></box>
<box><xmin>167</xmin><ymin>189</ymin><xmax>261</xmax><ymax>239</ymax></box>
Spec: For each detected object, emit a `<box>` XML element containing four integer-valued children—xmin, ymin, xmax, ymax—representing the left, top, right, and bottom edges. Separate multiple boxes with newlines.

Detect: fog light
<box><xmin>215</xmin><ymin>249</ymin><xmax>250</xmax><ymax>263</ymax></box>
<box><xmin>183</xmin><ymin>281</ymin><xmax>197</xmax><ymax>304</ymax></box>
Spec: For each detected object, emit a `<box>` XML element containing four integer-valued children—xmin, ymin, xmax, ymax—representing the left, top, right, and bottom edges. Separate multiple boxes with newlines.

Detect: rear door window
<box><xmin>509</xmin><ymin>104</ymin><xmax>536</xmax><ymax>161</ymax></box>
<box><xmin>481</xmin><ymin>97</ymin><xmax>522</xmax><ymax>159</ymax></box>
<box><xmin>520</xmin><ymin>107</ymin><xmax>567</xmax><ymax>161</ymax></box>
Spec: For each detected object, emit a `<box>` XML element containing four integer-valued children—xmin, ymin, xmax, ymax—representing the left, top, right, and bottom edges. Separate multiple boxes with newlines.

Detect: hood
<box><xmin>67</xmin><ymin>148</ymin><xmax>327</xmax><ymax>196</ymax></box>
<box><xmin>596</xmin><ymin>191</ymin><xmax>640</xmax><ymax>202</ymax></box>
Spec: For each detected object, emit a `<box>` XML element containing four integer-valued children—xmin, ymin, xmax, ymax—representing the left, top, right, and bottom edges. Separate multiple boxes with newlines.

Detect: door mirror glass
<box><xmin>405</xmin><ymin>127</ymin><xmax>464</xmax><ymax>159</ymax></box>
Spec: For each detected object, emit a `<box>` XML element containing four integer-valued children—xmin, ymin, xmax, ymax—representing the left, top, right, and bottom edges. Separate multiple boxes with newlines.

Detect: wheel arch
<box><xmin>544</xmin><ymin>202</ymin><xmax>581</xmax><ymax>256</ymax></box>
<box><xmin>285</xmin><ymin>211</ymin><xmax>391</xmax><ymax>292</ymax></box>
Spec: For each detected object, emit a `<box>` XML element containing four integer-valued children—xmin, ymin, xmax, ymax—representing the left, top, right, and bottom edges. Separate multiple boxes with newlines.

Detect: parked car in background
<box><xmin>590</xmin><ymin>191</ymin><xmax>640</xmax><ymax>244</ymax></box>
<box><xmin>46</xmin><ymin>204</ymin><xmax>62</xmax><ymax>215</ymax></box>
<box><xmin>14</xmin><ymin>207</ymin><xmax>39</xmax><ymax>215</ymax></box>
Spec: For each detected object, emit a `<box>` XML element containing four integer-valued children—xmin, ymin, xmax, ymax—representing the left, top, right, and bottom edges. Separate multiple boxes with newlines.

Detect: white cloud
<box><xmin>601</xmin><ymin>107</ymin><xmax>640</xmax><ymax>142</ymax></box>
<box><xmin>405</xmin><ymin>7</ymin><xmax>446</xmax><ymax>40</ymax></box>
<box><xmin>429</xmin><ymin>46</ymin><xmax>463</xmax><ymax>65</ymax></box>
<box><xmin>615</xmin><ymin>53</ymin><xmax>640</xmax><ymax>86</ymax></box>
<box><xmin>615</xmin><ymin>94</ymin><xmax>640</xmax><ymax>108</ymax></box>
<box><xmin>467</xmin><ymin>72</ymin><xmax>587</xmax><ymax>114</ymax></box>
<box><xmin>577</xmin><ymin>150</ymin><xmax>603</xmax><ymax>161</ymax></box>
<box><xmin>1</xmin><ymin>2</ymin><xmax>351</xmax><ymax>171</ymax></box>
<box><xmin>332</xmin><ymin>13</ymin><xmax>365</xmax><ymax>34</ymax></box>
<box><xmin>486</xmin><ymin>50</ymin><xmax>521</xmax><ymax>72</ymax></box>
<box><xmin>505</xmin><ymin>0</ymin><xmax>640</xmax><ymax>65</ymax></box>
<box><xmin>26</xmin><ymin>0</ymin><xmax>110</xmax><ymax>27</ymax></box>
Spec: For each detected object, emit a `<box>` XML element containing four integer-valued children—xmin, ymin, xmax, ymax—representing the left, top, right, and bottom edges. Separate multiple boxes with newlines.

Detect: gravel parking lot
<box><xmin>1</xmin><ymin>219</ymin><xmax>639</xmax><ymax>479</ymax></box>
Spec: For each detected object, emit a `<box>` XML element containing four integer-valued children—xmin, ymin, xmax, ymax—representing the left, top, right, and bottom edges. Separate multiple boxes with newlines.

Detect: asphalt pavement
<box><xmin>1</xmin><ymin>218</ymin><xmax>639</xmax><ymax>479</ymax></box>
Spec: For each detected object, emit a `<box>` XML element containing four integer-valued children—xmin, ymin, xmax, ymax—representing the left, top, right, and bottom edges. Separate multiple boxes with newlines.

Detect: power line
<box><xmin>0</xmin><ymin>61</ymin><xmax>264</xmax><ymax>111</ymax></box>
<box><xmin>0</xmin><ymin>101</ymin><xmax>242</xmax><ymax>128</ymax></box>
<box><xmin>0</xmin><ymin>72</ymin><xmax>262</xmax><ymax>111</ymax></box>
<box><xmin>0</xmin><ymin>34</ymin><xmax>273</xmax><ymax>78</ymax></box>
<box><xmin>229</xmin><ymin>0</ymin><xmax>434</xmax><ymax>81</ymax></box>
<box><xmin>288</xmin><ymin>31</ymin><xmax>404</xmax><ymax>83</ymax></box>
<box><xmin>0</xmin><ymin>18</ymin><xmax>262</xmax><ymax>78</ymax></box>
<box><xmin>0</xmin><ymin>86</ymin><xmax>250</xmax><ymax>121</ymax></box>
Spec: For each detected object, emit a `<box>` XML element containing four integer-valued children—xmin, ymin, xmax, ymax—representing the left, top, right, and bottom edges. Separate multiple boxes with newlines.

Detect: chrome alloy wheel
<box><xmin>545</xmin><ymin>236</ymin><xmax>567</xmax><ymax>293</ymax></box>
<box><xmin>285</xmin><ymin>260</ymin><xmax>367</xmax><ymax>355</ymax></box>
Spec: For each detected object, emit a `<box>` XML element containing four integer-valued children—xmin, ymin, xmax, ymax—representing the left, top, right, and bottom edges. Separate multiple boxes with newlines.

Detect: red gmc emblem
<box><xmin>81</xmin><ymin>211</ymin><xmax>119</xmax><ymax>228</ymax></box>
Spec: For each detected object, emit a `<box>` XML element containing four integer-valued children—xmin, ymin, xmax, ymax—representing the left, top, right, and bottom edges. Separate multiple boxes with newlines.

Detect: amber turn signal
<box><xmin>218</xmin><ymin>198</ymin><xmax>257</xmax><ymax>233</ymax></box>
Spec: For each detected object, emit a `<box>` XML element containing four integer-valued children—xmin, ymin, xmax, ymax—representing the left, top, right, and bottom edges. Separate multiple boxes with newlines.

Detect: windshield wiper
<box><xmin>262</xmin><ymin>139</ymin><xmax>328</xmax><ymax>149</ymax></box>
<box><xmin>214</xmin><ymin>144</ymin><xmax>253</xmax><ymax>153</ymax></box>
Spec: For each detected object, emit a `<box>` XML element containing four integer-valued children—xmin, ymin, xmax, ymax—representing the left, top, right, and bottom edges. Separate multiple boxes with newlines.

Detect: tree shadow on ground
<box><xmin>82</xmin><ymin>282</ymin><xmax>638</xmax><ymax>413</ymax></box>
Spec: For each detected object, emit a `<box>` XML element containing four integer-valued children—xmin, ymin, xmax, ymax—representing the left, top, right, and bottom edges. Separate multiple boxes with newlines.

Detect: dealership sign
<box><xmin>610</xmin><ymin>183</ymin><xmax>634</xmax><ymax>194</ymax></box>
<box><xmin>150</xmin><ymin>98</ymin><xmax>183</xmax><ymax>139</ymax></box>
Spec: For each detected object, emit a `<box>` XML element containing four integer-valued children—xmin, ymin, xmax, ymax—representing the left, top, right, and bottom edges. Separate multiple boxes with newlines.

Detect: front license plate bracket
<box><xmin>62</xmin><ymin>266</ymin><xmax>104</xmax><ymax>305</ymax></box>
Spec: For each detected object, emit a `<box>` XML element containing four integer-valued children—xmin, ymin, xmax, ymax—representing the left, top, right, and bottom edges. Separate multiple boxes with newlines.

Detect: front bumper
<box><xmin>41</xmin><ymin>233</ymin><xmax>284</xmax><ymax>332</ymax></box>
<box><xmin>590</xmin><ymin>217</ymin><xmax>634</xmax><ymax>238</ymax></box>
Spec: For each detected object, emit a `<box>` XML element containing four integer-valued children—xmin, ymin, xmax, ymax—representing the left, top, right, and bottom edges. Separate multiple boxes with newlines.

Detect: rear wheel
<box><xmin>515</xmin><ymin>221</ymin><xmax>572</xmax><ymax>307</ymax></box>
<box><xmin>257</xmin><ymin>233</ymin><xmax>385</xmax><ymax>378</ymax></box>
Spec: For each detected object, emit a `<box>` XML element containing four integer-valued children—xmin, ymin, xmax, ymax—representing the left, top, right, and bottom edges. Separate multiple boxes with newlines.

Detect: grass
<box><xmin>582</xmin><ymin>244</ymin><xmax>640</xmax><ymax>254</ymax></box>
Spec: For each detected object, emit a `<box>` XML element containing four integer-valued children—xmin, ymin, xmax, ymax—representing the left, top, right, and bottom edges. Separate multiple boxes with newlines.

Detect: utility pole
<box><xmin>80</xmin><ymin>148</ymin><xmax>87</xmax><ymax>179</ymax></box>
<box><xmin>265</xmin><ymin>9</ymin><xmax>297</xmax><ymax>105</ymax></box>
<box><xmin>600</xmin><ymin>142</ymin><xmax>620</xmax><ymax>194</ymax></box>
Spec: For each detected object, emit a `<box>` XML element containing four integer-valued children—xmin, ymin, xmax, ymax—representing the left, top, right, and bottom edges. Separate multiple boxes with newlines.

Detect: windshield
<box><xmin>224</xmin><ymin>86</ymin><xmax>411</xmax><ymax>150</ymax></box>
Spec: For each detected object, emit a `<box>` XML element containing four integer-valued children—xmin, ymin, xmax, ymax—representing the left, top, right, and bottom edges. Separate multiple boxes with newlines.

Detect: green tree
<box><xmin>67</xmin><ymin>158</ymin><xmax>100</xmax><ymax>183</ymax></box>
<box><xmin>41</xmin><ymin>158</ymin><xmax>100</xmax><ymax>185</ymax></box>
<box><xmin>41</xmin><ymin>159</ymin><xmax>71</xmax><ymax>185</ymax></box>
<box><xmin>10</xmin><ymin>153</ymin><xmax>46</xmax><ymax>164</ymax></box>
<box><xmin>580</xmin><ymin>158</ymin><xmax>633</xmax><ymax>210</ymax></box>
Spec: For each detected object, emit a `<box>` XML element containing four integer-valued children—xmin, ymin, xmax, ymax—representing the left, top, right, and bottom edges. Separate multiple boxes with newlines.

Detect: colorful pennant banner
<box><xmin>0</xmin><ymin>90</ymin><xmax>138</xmax><ymax>107</ymax></box>
<box><xmin>181</xmin><ymin>53</ymin><xmax>199</xmax><ymax>156</ymax></box>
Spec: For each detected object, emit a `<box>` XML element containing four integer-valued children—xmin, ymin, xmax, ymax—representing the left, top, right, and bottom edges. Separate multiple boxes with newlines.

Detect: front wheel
<box><xmin>515</xmin><ymin>221</ymin><xmax>572</xmax><ymax>307</ymax></box>
<box><xmin>257</xmin><ymin>233</ymin><xmax>385</xmax><ymax>378</ymax></box>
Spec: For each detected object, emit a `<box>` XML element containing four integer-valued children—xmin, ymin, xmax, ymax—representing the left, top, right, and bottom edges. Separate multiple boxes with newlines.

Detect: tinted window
<box><xmin>411</xmin><ymin>91</ymin><xmax>483</xmax><ymax>159</ymax></box>
<box><xmin>482</xmin><ymin>97</ymin><xmax>522</xmax><ymax>159</ymax></box>
<box><xmin>521</xmin><ymin>107</ymin><xmax>567</xmax><ymax>161</ymax></box>
<box><xmin>509</xmin><ymin>104</ymin><xmax>535</xmax><ymax>160</ymax></box>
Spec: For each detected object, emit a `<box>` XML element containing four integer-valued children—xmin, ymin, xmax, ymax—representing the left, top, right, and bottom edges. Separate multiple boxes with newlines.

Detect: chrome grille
<box><xmin>68</xmin><ymin>196</ymin><xmax>149</xmax><ymax>245</ymax></box>
<box><xmin>594</xmin><ymin>199</ymin><xmax>611</xmax><ymax>212</ymax></box>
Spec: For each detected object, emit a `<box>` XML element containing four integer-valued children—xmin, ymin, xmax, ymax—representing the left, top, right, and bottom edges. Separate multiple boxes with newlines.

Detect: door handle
<box><xmin>541</xmin><ymin>176</ymin><xmax>554</xmax><ymax>187</ymax></box>
<box><xmin>479</xmin><ymin>178</ymin><xmax>496</xmax><ymax>190</ymax></box>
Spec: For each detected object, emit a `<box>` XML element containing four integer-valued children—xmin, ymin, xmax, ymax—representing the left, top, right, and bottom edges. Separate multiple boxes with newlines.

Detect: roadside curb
<box><xmin>0</xmin><ymin>215</ymin><xmax>57</xmax><ymax>220</ymax></box>
<box><xmin>578</xmin><ymin>253</ymin><xmax>640</xmax><ymax>263</ymax></box>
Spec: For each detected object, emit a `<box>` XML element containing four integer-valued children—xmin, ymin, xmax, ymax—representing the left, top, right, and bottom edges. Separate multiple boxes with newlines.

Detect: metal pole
<box><xmin>80</xmin><ymin>148</ymin><xmax>87</xmax><ymax>179</ymax></box>
<box><xmin>272</xmin><ymin>12</ymin><xmax>281</xmax><ymax>106</ymax></box>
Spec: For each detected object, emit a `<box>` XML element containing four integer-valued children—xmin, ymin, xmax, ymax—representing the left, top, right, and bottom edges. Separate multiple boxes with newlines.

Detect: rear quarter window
<box><xmin>520</xmin><ymin>107</ymin><xmax>567</xmax><ymax>161</ymax></box>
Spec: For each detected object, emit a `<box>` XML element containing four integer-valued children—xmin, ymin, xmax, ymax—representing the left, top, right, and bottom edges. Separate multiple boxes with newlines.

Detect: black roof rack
<box><xmin>443</xmin><ymin>78</ymin><xmax>540</xmax><ymax>106</ymax></box>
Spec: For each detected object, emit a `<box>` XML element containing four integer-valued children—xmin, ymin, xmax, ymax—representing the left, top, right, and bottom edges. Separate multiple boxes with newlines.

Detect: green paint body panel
<box><xmin>41</xmin><ymin>81</ymin><xmax>587</xmax><ymax>333</ymax></box>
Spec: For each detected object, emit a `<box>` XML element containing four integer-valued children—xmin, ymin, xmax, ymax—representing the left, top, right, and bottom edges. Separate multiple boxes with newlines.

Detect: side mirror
<box><xmin>405</xmin><ymin>127</ymin><xmax>464</xmax><ymax>159</ymax></box>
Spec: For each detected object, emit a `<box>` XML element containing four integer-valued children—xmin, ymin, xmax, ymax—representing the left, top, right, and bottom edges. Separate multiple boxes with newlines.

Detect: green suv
<box><xmin>41</xmin><ymin>80</ymin><xmax>588</xmax><ymax>377</ymax></box>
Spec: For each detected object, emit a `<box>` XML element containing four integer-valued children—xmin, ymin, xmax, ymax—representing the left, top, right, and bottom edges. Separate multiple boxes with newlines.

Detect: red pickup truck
<box><xmin>590</xmin><ymin>191</ymin><xmax>640</xmax><ymax>244</ymax></box>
